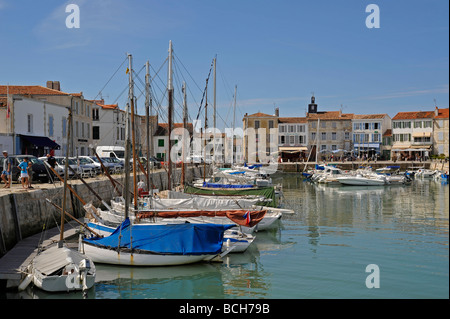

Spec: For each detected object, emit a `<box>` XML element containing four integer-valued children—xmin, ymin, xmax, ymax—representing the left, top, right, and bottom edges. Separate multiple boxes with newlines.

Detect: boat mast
<box><xmin>129</xmin><ymin>54</ymin><xmax>138</xmax><ymax>211</ymax></box>
<box><xmin>59</xmin><ymin>107</ymin><xmax>72</xmax><ymax>247</ymax></box>
<box><xmin>203</xmin><ymin>78</ymin><xmax>208</xmax><ymax>182</ymax></box>
<box><xmin>232</xmin><ymin>85</ymin><xmax>237</xmax><ymax>166</ymax></box>
<box><xmin>213</xmin><ymin>56</ymin><xmax>216</xmax><ymax>169</ymax></box>
<box><xmin>167</xmin><ymin>40</ymin><xmax>174</xmax><ymax>190</ymax></box>
<box><xmin>124</xmin><ymin>53</ymin><xmax>132</xmax><ymax>220</ymax></box>
<box><xmin>181</xmin><ymin>81</ymin><xmax>187</xmax><ymax>187</ymax></box>
<box><xmin>145</xmin><ymin>60</ymin><xmax>151</xmax><ymax>191</ymax></box>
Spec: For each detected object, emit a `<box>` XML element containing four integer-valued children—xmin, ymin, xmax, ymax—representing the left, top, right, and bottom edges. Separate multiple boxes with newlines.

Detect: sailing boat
<box><xmin>81</xmin><ymin>50</ymin><xmax>235</xmax><ymax>266</ymax></box>
<box><xmin>19</xmin><ymin>109</ymin><xmax>96</xmax><ymax>294</ymax></box>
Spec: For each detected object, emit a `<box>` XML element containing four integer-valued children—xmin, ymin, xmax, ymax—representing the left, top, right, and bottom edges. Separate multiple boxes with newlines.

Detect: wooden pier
<box><xmin>0</xmin><ymin>223</ymin><xmax>79</xmax><ymax>290</ymax></box>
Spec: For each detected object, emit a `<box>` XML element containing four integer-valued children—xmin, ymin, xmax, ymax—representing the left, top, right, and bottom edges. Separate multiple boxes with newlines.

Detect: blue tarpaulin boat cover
<box><xmin>202</xmin><ymin>182</ymin><xmax>254</xmax><ymax>188</ymax></box>
<box><xmin>84</xmin><ymin>218</ymin><xmax>235</xmax><ymax>255</ymax></box>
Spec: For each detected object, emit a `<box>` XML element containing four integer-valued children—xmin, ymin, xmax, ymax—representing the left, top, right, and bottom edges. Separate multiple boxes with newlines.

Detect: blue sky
<box><xmin>0</xmin><ymin>0</ymin><xmax>448</xmax><ymax>129</ymax></box>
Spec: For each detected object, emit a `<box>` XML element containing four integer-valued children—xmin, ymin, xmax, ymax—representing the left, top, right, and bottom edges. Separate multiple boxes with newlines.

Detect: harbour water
<box><xmin>8</xmin><ymin>173</ymin><xmax>449</xmax><ymax>299</ymax></box>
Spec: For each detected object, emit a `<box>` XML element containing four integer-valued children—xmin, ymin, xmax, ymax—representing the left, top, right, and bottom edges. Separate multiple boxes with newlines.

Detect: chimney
<box><xmin>435</xmin><ymin>106</ymin><xmax>439</xmax><ymax>116</ymax></box>
<box><xmin>53</xmin><ymin>81</ymin><xmax>61</xmax><ymax>91</ymax></box>
<box><xmin>46</xmin><ymin>81</ymin><xmax>61</xmax><ymax>91</ymax></box>
<box><xmin>275</xmin><ymin>107</ymin><xmax>279</xmax><ymax>117</ymax></box>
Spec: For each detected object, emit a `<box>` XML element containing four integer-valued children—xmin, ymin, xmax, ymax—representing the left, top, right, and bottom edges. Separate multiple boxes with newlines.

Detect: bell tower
<box><xmin>308</xmin><ymin>95</ymin><xmax>317</xmax><ymax>113</ymax></box>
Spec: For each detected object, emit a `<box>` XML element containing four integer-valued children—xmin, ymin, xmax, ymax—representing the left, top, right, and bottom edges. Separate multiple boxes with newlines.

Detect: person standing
<box><xmin>18</xmin><ymin>157</ymin><xmax>29</xmax><ymax>189</ymax></box>
<box><xmin>1</xmin><ymin>150</ymin><xmax>12</xmax><ymax>188</ymax></box>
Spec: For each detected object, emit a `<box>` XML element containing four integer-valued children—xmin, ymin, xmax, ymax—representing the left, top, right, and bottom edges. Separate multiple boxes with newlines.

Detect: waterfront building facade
<box><xmin>391</xmin><ymin>111</ymin><xmax>435</xmax><ymax>160</ymax></box>
<box><xmin>277</xmin><ymin>117</ymin><xmax>308</xmax><ymax>162</ymax></box>
<box><xmin>0</xmin><ymin>82</ymin><xmax>93</xmax><ymax>157</ymax></box>
<box><xmin>351</xmin><ymin>114</ymin><xmax>391</xmax><ymax>159</ymax></box>
<box><xmin>0</xmin><ymin>85</ymin><xmax>69</xmax><ymax>156</ymax></box>
<box><xmin>433</xmin><ymin>107</ymin><xmax>449</xmax><ymax>157</ymax></box>
<box><xmin>242</xmin><ymin>111</ymin><xmax>279</xmax><ymax>163</ymax></box>
<box><xmin>90</xmin><ymin>100</ymin><xmax>126</xmax><ymax>153</ymax></box>
<box><xmin>305</xmin><ymin>96</ymin><xmax>353</xmax><ymax>161</ymax></box>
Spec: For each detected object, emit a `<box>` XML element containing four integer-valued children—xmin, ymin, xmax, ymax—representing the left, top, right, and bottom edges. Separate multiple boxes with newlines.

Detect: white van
<box><xmin>95</xmin><ymin>146</ymin><xmax>125</xmax><ymax>162</ymax></box>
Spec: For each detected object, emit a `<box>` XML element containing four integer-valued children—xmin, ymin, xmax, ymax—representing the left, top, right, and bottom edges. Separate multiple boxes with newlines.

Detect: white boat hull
<box><xmin>337</xmin><ymin>177</ymin><xmax>386</xmax><ymax>186</ymax></box>
<box><xmin>82</xmin><ymin>243</ymin><xmax>215</xmax><ymax>266</ymax></box>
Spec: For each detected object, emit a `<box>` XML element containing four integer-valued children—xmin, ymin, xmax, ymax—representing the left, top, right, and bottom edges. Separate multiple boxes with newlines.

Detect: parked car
<box><xmin>74</xmin><ymin>156</ymin><xmax>101</xmax><ymax>176</ymax></box>
<box><xmin>100</xmin><ymin>157</ymin><xmax>123</xmax><ymax>173</ymax></box>
<box><xmin>10</xmin><ymin>155</ymin><xmax>50</xmax><ymax>183</ymax></box>
<box><xmin>38</xmin><ymin>156</ymin><xmax>65</xmax><ymax>177</ymax></box>
<box><xmin>89</xmin><ymin>156</ymin><xmax>119</xmax><ymax>174</ymax></box>
<box><xmin>53</xmin><ymin>156</ymin><xmax>93</xmax><ymax>178</ymax></box>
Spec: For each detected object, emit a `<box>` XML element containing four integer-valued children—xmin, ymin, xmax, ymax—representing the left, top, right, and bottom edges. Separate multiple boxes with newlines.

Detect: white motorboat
<box><xmin>337</xmin><ymin>174</ymin><xmax>387</xmax><ymax>186</ymax></box>
<box><xmin>415</xmin><ymin>169</ymin><xmax>437</xmax><ymax>179</ymax></box>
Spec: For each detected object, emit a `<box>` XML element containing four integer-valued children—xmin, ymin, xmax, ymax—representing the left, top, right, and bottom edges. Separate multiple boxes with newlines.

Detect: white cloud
<box><xmin>367</xmin><ymin>84</ymin><xmax>449</xmax><ymax>100</ymax></box>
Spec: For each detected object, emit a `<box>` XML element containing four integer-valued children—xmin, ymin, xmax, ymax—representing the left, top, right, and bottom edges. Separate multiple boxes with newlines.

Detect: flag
<box><xmin>126</xmin><ymin>67</ymin><xmax>129</xmax><ymax>74</ymax></box>
<box><xmin>243</xmin><ymin>211</ymin><xmax>251</xmax><ymax>226</ymax></box>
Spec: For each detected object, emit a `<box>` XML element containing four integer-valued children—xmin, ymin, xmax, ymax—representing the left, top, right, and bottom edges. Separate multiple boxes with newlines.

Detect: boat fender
<box><xmin>18</xmin><ymin>274</ymin><xmax>33</xmax><ymax>291</ymax></box>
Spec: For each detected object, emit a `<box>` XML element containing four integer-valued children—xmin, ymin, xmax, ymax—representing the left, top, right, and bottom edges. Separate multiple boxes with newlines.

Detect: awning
<box><xmin>279</xmin><ymin>147</ymin><xmax>308</xmax><ymax>153</ymax></box>
<box><xmin>412</xmin><ymin>132</ymin><xmax>431</xmax><ymax>138</ymax></box>
<box><xmin>20</xmin><ymin>134</ymin><xmax>60</xmax><ymax>149</ymax></box>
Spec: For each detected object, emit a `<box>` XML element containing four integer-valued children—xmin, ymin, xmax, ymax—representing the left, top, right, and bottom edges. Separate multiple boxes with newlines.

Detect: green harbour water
<box><xmin>13</xmin><ymin>174</ymin><xmax>449</xmax><ymax>299</ymax></box>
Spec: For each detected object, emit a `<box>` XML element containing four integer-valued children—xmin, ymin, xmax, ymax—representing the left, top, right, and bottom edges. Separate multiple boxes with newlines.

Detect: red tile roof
<box><xmin>307</xmin><ymin>111</ymin><xmax>354</xmax><ymax>120</ymax></box>
<box><xmin>392</xmin><ymin>111</ymin><xmax>435</xmax><ymax>120</ymax></box>
<box><xmin>0</xmin><ymin>85</ymin><xmax>73</xmax><ymax>96</ymax></box>
<box><xmin>435</xmin><ymin>108</ymin><xmax>449</xmax><ymax>119</ymax></box>
<box><xmin>246</xmin><ymin>112</ymin><xmax>276</xmax><ymax>117</ymax></box>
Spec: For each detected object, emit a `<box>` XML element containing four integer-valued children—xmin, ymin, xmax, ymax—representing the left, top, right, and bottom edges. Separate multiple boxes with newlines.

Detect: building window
<box><xmin>332</xmin><ymin>145</ymin><xmax>337</xmax><ymax>151</ymax></box>
<box><xmin>27</xmin><ymin>114</ymin><xmax>33</xmax><ymax>133</ymax></box>
<box><xmin>344</xmin><ymin>132</ymin><xmax>350</xmax><ymax>140</ymax></box>
<box><xmin>268</xmin><ymin>120</ymin><xmax>274</xmax><ymax>129</ymax></box>
<box><xmin>311</xmin><ymin>132</ymin><xmax>316</xmax><ymax>141</ymax></box>
<box><xmin>158</xmin><ymin>139</ymin><xmax>165</xmax><ymax>147</ymax></box>
<box><xmin>81</xmin><ymin>122</ymin><xmax>85</xmax><ymax>138</ymax></box>
<box><xmin>87</xmin><ymin>124</ymin><xmax>90</xmax><ymax>139</ymax></box>
<box><xmin>331</xmin><ymin>132</ymin><xmax>337</xmax><ymax>140</ymax></box>
<box><xmin>49</xmin><ymin>115</ymin><xmax>54</xmax><ymax>137</ymax></box>
<box><xmin>62</xmin><ymin>117</ymin><xmax>67</xmax><ymax>137</ymax></box>
<box><xmin>332</xmin><ymin>122</ymin><xmax>337</xmax><ymax>128</ymax></box>
<box><xmin>311</xmin><ymin>122</ymin><xmax>316</xmax><ymax>129</ymax></box>
<box><xmin>93</xmin><ymin>126</ymin><xmax>100</xmax><ymax>140</ymax></box>
<box><xmin>289</xmin><ymin>136</ymin><xmax>295</xmax><ymax>144</ymax></box>
<box><xmin>93</xmin><ymin>109</ymin><xmax>99</xmax><ymax>121</ymax></box>
<box><xmin>321</xmin><ymin>132</ymin><xmax>327</xmax><ymax>140</ymax></box>
<box><xmin>254</xmin><ymin>120</ymin><xmax>260</xmax><ymax>129</ymax></box>
<box><xmin>75</xmin><ymin>121</ymin><xmax>79</xmax><ymax>138</ymax></box>
<box><xmin>279</xmin><ymin>125</ymin><xmax>285</xmax><ymax>133</ymax></box>
<box><xmin>321</xmin><ymin>121</ymin><xmax>326</xmax><ymax>128</ymax></box>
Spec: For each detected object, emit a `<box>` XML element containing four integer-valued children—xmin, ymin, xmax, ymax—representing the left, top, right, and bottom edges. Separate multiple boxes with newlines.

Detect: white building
<box><xmin>352</xmin><ymin>114</ymin><xmax>391</xmax><ymax>158</ymax></box>
<box><xmin>391</xmin><ymin>111</ymin><xmax>434</xmax><ymax>160</ymax></box>
<box><xmin>0</xmin><ymin>95</ymin><xmax>68</xmax><ymax>156</ymax></box>
<box><xmin>277</xmin><ymin>117</ymin><xmax>308</xmax><ymax>162</ymax></box>
<box><xmin>90</xmin><ymin>100</ymin><xmax>126</xmax><ymax>153</ymax></box>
